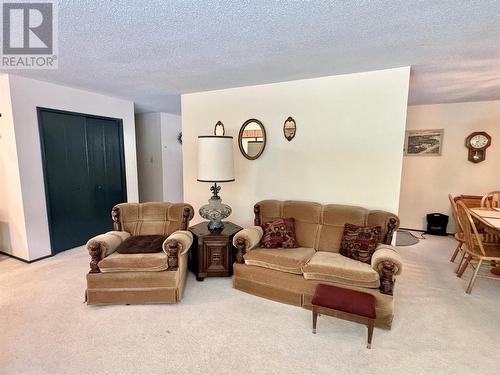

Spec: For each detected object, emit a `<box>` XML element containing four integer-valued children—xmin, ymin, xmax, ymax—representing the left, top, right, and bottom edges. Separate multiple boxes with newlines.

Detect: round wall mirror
<box><xmin>238</xmin><ymin>119</ymin><xmax>266</xmax><ymax>160</ymax></box>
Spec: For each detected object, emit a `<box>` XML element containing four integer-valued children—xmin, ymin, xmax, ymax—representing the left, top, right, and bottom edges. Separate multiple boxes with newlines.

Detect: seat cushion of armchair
<box><xmin>302</xmin><ymin>251</ymin><xmax>380</xmax><ymax>288</ymax></box>
<box><xmin>98</xmin><ymin>252</ymin><xmax>169</xmax><ymax>272</ymax></box>
<box><xmin>244</xmin><ymin>247</ymin><xmax>315</xmax><ymax>274</ymax></box>
<box><xmin>116</xmin><ymin>235</ymin><xmax>167</xmax><ymax>254</ymax></box>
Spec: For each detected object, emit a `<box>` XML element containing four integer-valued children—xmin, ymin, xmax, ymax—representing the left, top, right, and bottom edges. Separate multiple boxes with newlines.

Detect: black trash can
<box><xmin>425</xmin><ymin>213</ymin><xmax>449</xmax><ymax>236</ymax></box>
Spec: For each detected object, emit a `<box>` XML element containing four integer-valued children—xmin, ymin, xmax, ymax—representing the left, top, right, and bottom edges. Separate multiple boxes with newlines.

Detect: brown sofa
<box><xmin>86</xmin><ymin>202</ymin><xmax>194</xmax><ymax>305</ymax></box>
<box><xmin>232</xmin><ymin>200</ymin><xmax>402</xmax><ymax>328</ymax></box>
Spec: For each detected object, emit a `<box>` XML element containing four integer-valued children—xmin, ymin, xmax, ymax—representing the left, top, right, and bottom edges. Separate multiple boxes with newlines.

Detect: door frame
<box><xmin>37</xmin><ymin>107</ymin><xmax>128</xmax><ymax>255</ymax></box>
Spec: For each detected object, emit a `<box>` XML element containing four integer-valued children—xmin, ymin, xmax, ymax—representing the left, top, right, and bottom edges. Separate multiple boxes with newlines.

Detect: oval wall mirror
<box><xmin>238</xmin><ymin>119</ymin><xmax>266</xmax><ymax>160</ymax></box>
<box><xmin>214</xmin><ymin>121</ymin><xmax>225</xmax><ymax>136</ymax></box>
<box><xmin>283</xmin><ymin>116</ymin><xmax>296</xmax><ymax>141</ymax></box>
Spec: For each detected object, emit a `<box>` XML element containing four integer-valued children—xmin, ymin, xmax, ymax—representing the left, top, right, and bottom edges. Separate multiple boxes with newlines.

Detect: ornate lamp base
<box><xmin>199</xmin><ymin>183</ymin><xmax>232</xmax><ymax>232</ymax></box>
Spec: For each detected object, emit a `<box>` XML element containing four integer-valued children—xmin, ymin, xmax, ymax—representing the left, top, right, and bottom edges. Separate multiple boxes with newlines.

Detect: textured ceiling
<box><xmin>2</xmin><ymin>0</ymin><xmax>500</xmax><ymax>114</ymax></box>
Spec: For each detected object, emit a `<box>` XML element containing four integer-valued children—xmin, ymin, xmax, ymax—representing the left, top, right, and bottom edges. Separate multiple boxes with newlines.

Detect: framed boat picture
<box><xmin>404</xmin><ymin>129</ymin><xmax>444</xmax><ymax>156</ymax></box>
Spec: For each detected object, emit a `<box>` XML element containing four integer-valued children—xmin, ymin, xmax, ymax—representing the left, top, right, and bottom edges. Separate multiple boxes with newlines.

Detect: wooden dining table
<box><xmin>469</xmin><ymin>207</ymin><xmax>500</xmax><ymax>276</ymax></box>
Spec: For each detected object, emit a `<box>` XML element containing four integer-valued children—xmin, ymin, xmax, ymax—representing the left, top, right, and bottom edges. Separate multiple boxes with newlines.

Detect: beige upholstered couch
<box><xmin>232</xmin><ymin>200</ymin><xmax>402</xmax><ymax>328</ymax></box>
<box><xmin>86</xmin><ymin>202</ymin><xmax>194</xmax><ymax>305</ymax></box>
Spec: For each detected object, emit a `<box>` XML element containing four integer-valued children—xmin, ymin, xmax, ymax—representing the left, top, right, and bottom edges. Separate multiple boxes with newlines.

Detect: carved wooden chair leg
<box><xmin>455</xmin><ymin>252</ymin><xmax>466</xmax><ymax>274</ymax></box>
<box><xmin>466</xmin><ymin>259</ymin><xmax>483</xmax><ymax>294</ymax></box>
<box><xmin>457</xmin><ymin>255</ymin><xmax>472</xmax><ymax>278</ymax></box>
<box><xmin>450</xmin><ymin>242</ymin><xmax>462</xmax><ymax>262</ymax></box>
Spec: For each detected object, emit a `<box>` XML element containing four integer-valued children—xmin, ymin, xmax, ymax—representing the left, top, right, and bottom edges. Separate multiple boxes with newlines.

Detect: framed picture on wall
<box><xmin>404</xmin><ymin>129</ymin><xmax>444</xmax><ymax>156</ymax></box>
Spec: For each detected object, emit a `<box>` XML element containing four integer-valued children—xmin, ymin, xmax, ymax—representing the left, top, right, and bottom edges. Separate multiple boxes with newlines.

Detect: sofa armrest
<box><xmin>86</xmin><ymin>231</ymin><xmax>130</xmax><ymax>273</ymax></box>
<box><xmin>371</xmin><ymin>244</ymin><xmax>403</xmax><ymax>296</ymax></box>
<box><xmin>367</xmin><ymin>211</ymin><xmax>399</xmax><ymax>245</ymax></box>
<box><xmin>162</xmin><ymin>230</ymin><xmax>193</xmax><ymax>270</ymax></box>
<box><xmin>233</xmin><ymin>226</ymin><xmax>264</xmax><ymax>264</ymax></box>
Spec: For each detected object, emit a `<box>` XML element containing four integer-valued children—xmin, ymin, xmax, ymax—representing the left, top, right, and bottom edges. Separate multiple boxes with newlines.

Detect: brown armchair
<box><xmin>85</xmin><ymin>202</ymin><xmax>194</xmax><ymax>305</ymax></box>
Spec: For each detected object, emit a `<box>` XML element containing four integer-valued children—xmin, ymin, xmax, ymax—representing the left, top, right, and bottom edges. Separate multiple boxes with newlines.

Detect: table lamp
<box><xmin>197</xmin><ymin>135</ymin><xmax>235</xmax><ymax>232</ymax></box>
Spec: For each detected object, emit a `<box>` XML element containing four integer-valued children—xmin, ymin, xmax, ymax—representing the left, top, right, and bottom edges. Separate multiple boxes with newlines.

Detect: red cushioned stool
<box><xmin>312</xmin><ymin>284</ymin><xmax>376</xmax><ymax>349</ymax></box>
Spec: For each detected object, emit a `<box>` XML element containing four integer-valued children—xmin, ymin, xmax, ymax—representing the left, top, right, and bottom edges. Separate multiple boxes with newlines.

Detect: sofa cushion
<box><xmin>339</xmin><ymin>223</ymin><xmax>382</xmax><ymax>264</ymax></box>
<box><xmin>98</xmin><ymin>252</ymin><xmax>169</xmax><ymax>272</ymax></box>
<box><xmin>116</xmin><ymin>235</ymin><xmax>167</xmax><ymax>254</ymax></box>
<box><xmin>244</xmin><ymin>247</ymin><xmax>316</xmax><ymax>274</ymax></box>
<box><xmin>283</xmin><ymin>201</ymin><xmax>322</xmax><ymax>248</ymax></box>
<box><xmin>316</xmin><ymin>205</ymin><xmax>368</xmax><ymax>252</ymax></box>
<box><xmin>258</xmin><ymin>200</ymin><xmax>322</xmax><ymax>248</ymax></box>
<box><xmin>261</xmin><ymin>218</ymin><xmax>297</xmax><ymax>248</ymax></box>
<box><xmin>302</xmin><ymin>251</ymin><xmax>380</xmax><ymax>288</ymax></box>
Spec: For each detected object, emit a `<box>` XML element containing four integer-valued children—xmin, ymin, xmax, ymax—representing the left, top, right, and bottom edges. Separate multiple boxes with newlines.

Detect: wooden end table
<box><xmin>188</xmin><ymin>221</ymin><xmax>242</xmax><ymax>281</ymax></box>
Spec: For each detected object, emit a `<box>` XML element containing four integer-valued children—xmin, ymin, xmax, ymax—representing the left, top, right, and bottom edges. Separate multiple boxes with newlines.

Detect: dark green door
<box><xmin>38</xmin><ymin>108</ymin><xmax>127</xmax><ymax>254</ymax></box>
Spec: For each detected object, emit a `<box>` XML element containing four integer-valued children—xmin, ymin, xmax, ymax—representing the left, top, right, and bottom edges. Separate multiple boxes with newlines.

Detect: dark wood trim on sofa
<box><xmin>166</xmin><ymin>241</ymin><xmax>180</xmax><ymax>270</ymax></box>
<box><xmin>235</xmin><ymin>238</ymin><xmax>246</xmax><ymax>264</ymax></box>
<box><xmin>112</xmin><ymin>206</ymin><xmax>121</xmax><ymax>231</ymax></box>
<box><xmin>379</xmin><ymin>261</ymin><xmax>395</xmax><ymax>295</ymax></box>
<box><xmin>253</xmin><ymin>204</ymin><xmax>261</xmax><ymax>226</ymax></box>
<box><xmin>88</xmin><ymin>241</ymin><xmax>102</xmax><ymax>273</ymax></box>
<box><xmin>182</xmin><ymin>207</ymin><xmax>191</xmax><ymax>230</ymax></box>
<box><xmin>384</xmin><ymin>217</ymin><xmax>398</xmax><ymax>245</ymax></box>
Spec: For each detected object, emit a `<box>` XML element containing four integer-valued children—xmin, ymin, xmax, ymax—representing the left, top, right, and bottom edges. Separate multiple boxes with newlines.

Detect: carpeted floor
<box><xmin>1</xmin><ymin>235</ymin><xmax>500</xmax><ymax>375</ymax></box>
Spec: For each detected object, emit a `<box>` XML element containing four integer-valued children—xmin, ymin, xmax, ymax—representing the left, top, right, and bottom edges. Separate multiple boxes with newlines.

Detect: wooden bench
<box><xmin>312</xmin><ymin>284</ymin><xmax>376</xmax><ymax>349</ymax></box>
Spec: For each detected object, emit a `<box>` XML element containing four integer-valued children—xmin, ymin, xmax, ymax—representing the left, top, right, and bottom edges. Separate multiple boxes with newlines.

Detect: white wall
<box><xmin>182</xmin><ymin>67</ymin><xmax>411</xmax><ymax>227</ymax></box>
<box><xmin>160</xmin><ymin>113</ymin><xmax>183</xmax><ymax>203</ymax></box>
<box><xmin>136</xmin><ymin>113</ymin><xmax>164</xmax><ymax>202</ymax></box>
<box><xmin>0</xmin><ymin>75</ymin><xmax>29</xmax><ymax>259</ymax></box>
<box><xmin>7</xmin><ymin>74</ymin><xmax>138</xmax><ymax>261</ymax></box>
<box><xmin>135</xmin><ymin>112</ymin><xmax>183</xmax><ymax>203</ymax></box>
<box><xmin>399</xmin><ymin>100</ymin><xmax>500</xmax><ymax>232</ymax></box>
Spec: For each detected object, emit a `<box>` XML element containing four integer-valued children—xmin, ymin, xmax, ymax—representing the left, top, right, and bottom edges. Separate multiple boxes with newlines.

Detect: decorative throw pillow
<box><xmin>116</xmin><ymin>235</ymin><xmax>168</xmax><ymax>254</ymax></box>
<box><xmin>339</xmin><ymin>223</ymin><xmax>382</xmax><ymax>264</ymax></box>
<box><xmin>261</xmin><ymin>218</ymin><xmax>298</xmax><ymax>248</ymax></box>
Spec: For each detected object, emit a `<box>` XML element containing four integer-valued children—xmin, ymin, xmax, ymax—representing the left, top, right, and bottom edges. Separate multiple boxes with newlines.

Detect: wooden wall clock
<box><xmin>465</xmin><ymin>131</ymin><xmax>491</xmax><ymax>163</ymax></box>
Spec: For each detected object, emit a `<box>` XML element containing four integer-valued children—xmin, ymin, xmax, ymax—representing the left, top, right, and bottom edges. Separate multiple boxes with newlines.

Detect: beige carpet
<box><xmin>1</xmin><ymin>235</ymin><xmax>500</xmax><ymax>375</ymax></box>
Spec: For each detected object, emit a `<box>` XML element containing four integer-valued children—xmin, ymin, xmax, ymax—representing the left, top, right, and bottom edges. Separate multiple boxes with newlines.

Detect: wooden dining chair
<box><xmin>448</xmin><ymin>194</ymin><xmax>464</xmax><ymax>263</ymax></box>
<box><xmin>456</xmin><ymin>201</ymin><xmax>500</xmax><ymax>294</ymax></box>
<box><xmin>480</xmin><ymin>191</ymin><xmax>500</xmax><ymax>247</ymax></box>
<box><xmin>448</xmin><ymin>194</ymin><xmax>494</xmax><ymax>271</ymax></box>
<box><xmin>481</xmin><ymin>191</ymin><xmax>500</xmax><ymax>208</ymax></box>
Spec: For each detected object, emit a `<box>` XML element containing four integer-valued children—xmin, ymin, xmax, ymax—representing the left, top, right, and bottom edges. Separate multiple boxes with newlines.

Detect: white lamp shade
<box><xmin>197</xmin><ymin>136</ymin><xmax>235</xmax><ymax>182</ymax></box>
